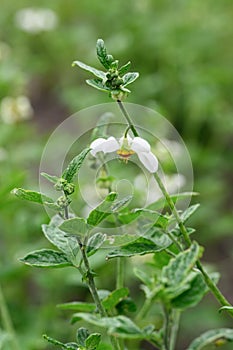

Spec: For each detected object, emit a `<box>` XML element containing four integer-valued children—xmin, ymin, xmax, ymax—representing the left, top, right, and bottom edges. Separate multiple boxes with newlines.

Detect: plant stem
<box><xmin>117</xmin><ymin>101</ymin><xmax>233</xmax><ymax>317</ymax></box>
<box><xmin>79</xmin><ymin>244</ymin><xmax>121</xmax><ymax>350</ymax></box>
<box><xmin>116</xmin><ymin>258</ymin><xmax>125</xmax><ymax>289</ymax></box>
<box><xmin>169</xmin><ymin>310</ymin><xmax>180</xmax><ymax>350</ymax></box>
<box><xmin>117</xmin><ymin>100</ymin><xmax>139</xmax><ymax>137</ymax></box>
<box><xmin>154</xmin><ymin>172</ymin><xmax>233</xmax><ymax>316</ymax></box>
<box><xmin>0</xmin><ymin>284</ymin><xmax>19</xmax><ymax>350</ymax></box>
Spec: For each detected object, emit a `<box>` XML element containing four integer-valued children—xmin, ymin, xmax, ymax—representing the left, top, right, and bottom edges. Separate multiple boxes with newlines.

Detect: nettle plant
<box><xmin>13</xmin><ymin>40</ymin><xmax>233</xmax><ymax>350</ymax></box>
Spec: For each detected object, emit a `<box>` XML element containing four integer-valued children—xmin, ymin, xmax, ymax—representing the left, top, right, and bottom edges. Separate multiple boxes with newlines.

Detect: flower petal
<box><xmin>137</xmin><ymin>151</ymin><xmax>158</xmax><ymax>173</ymax></box>
<box><xmin>102</xmin><ymin>136</ymin><xmax>119</xmax><ymax>153</ymax></box>
<box><xmin>131</xmin><ymin>137</ymin><xmax>151</xmax><ymax>153</ymax></box>
<box><xmin>90</xmin><ymin>138</ymin><xmax>107</xmax><ymax>156</ymax></box>
<box><xmin>90</xmin><ymin>137</ymin><xmax>119</xmax><ymax>156</ymax></box>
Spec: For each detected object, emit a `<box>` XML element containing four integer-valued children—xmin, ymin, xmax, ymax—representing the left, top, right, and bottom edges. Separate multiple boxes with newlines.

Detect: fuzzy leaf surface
<box><xmin>122</xmin><ymin>72</ymin><xmax>139</xmax><ymax>86</ymax></box>
<box><xmin>72</xmin><ymin>60</ymin><xmax>106</xmax><ymax>79</ymax></box>
<box><xmin>161</xmin><ymin>241</ymin><xmax>201</xmax><ymax>287</ymax></box>
<box><xmin>87</xmin><ymin>233</ymin><xmax>106</xmax><ymax>257</ymax></box>
<box><xmin>86</xmin><ymin>79</ymin><xmax>110</xmax><ymax>92</ymax></box>
<box><xmin>20</xmin><ymin>249</ymin><xmax>72</xmax><ymax>268</ymax></box>
<box><xmin>59</xmin><ymin>217</ymin><xmax>88</xmax><ymax>235</ymax></box>
<box><xmin>12</xmin><ymin>188</ymin><xmax>53</xmax><ymax>204</ymax></box>
<box><xmin>87</xmin><ymin>192</ymin><xmax>117</xmax><ymax>226</ymax></box>
<box><xmin>96</xmin><ymin>39</ymin><xmax>113</xmax><ymax>69</ymax></box>
<box><xmin>42</xmin><ymin>219</ymin><xmax>79</xmax><ymax>261</ymax></box>
<box><xmin>72</xmin><ymin>313</ymin><xmax>153</xmax><ymax>339</ymax></box>
<box><xmin>171</xmin><ymin>272</ymin><xmax>219</xmax><ymax>309</ymax></box>
<box><xmin>102</xmin><ymin>288</ymin><xmax>129</xmax><ymax>310</ymax></box>
<box><xmin>187</xmin><ymin>328</ymin><xmax>233</xmax><ymax>350</ymax></box>
<box><xmin>62</xmin><ymin>148</ymin><xmax>90</xmax><ymax>183</ymax></box>
<box><xmin>58</xmin><ymin>302</ymin><xmax>96</xmax><ymax>312</ymax></box>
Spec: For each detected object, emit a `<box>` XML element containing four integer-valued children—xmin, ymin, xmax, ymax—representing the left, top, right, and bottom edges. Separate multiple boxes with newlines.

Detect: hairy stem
<box><xmin>79</xmin><ymin>243</ymin><xmax>121</xmax><ymax>350</ymax></box>
<box><xmin>169</xmin><ymin>310</ymin><xmax>180</xmax><ymax>350</ymax></box>
<box><xmin>117</xmin><ymin>101</ymin><xmax>233</xmax><ymax>317</ymax></box>
<box><xmin>0</xmin><ymin>285</ymin><xmax>19</xmax><ymax>350</ymax></box>
<box><xmin>116</xmin><ymin>258</ymin><xmax>125</xmax><ymax>289</ymax></box>
<box><xmin>117</xmin><ymin>100</ymin><xmax>139</xmax><ymax>137</ymax></box>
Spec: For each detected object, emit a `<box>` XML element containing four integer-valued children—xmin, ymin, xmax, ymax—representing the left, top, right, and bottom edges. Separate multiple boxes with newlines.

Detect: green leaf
<box><xmin>20</xmin><ymin>249</ymin><xmax>72</xmax><ymax>268</ymax></box>
<box><xmin>161</xmin><ymin>242</ymin><xmax>202</xmax><ymax>287</ymax></box>
<box><xmin>187</xmin><ymin>328</ymin><xmax>233</xmax><ymax>350</ymax></box>
<box><xmin>62</xmin><ymin>148</ymin><xmax>90</xmax><ymax>183</ymax></box>
<box><xmin>72</xmin><ymin>313</ymin><xmax>150</xmax><ymax>340</ymax></box>
<box><xmin>44</xmin><ymin>335</ymin><xmax>78</xmax><ymax>349</ymax></box>
<box><xmin>11</xmin><ymin>188</ymin><xmax>53</xmax><ymax>204</ymax></box>
<box><xmin>87</xmin><ymin>192</ymin><xmax>117</xmax><ymax>226</ymax></box>
<box><xmin>147</xmin><ymin>192</ymin><xmax>199</xmax><ymax>211</ymax></box>
<box><xmin>72</xmin><ymin>60</ymin><xmax>106</xmax><ymax>79</ymax></box>
<box><xmin>106</xmin><ymin>236</ymin><xmax>169</xmax><ymax>259</ymax></box>
<box><xmin>57</xmin><ymin>302</ymin><xmax>96</xmax><ymax>312</ymax></box>
<box><xmin>96</xmin><ymin>39</ymin><xmax>113</xmax><ymax>69</ymax></box>
<box><xmin>86</xmin><ymin>233</ymin><xmax>106</xmax><ymax>257</ymax></box>
<box><xmin>42</xmin><ymin>219</ymin><xmax>79</xmax><ymax>261</ymax></box>
<box><xmin>219</xmin><ymin>306</ymin><xmax>233</xmax><ymax>313</ymax></box>
<box><xmin>171</xmin><ymin>272</ymin><xmax>219</xmax><ymax>309</ymax></box>
<box><xmin>122</xmin><ymin>72</ymin><xmax>139</xmax><ymax>86</ymax></box>
<box><xmin>102</xmin><ymin>288</ymin><xmax>129</xmax><ymax>310</ymax></box>
<box><xmin>180</xmin><ymin>204</ymin><xmax>200</xmax><ymax>223</ymax></box>
<box><xmin>85</xmin><ymin>333</ymin><xmax>101</xmax><ymax>350</ymax></box>
<box><xmin>118</xmin><ymin>61</ymin><xmax>131</xmax><ymax>76</ymax></box>
<box><xmin>59</xmin><ymin>217</ymin><xmax>88</xmax><ymax>235</ymax></box>
<box><xmin>86</xmin><ymin>79</ymin><xmax>110</xmax><ymax>92</ymax></box>
<box><xmin>103</xmin><ymin>234</ymin><xmax>139</xmax><ymax>248</ymax></box>
<box><xmin>76</xmin><ymin>328</ymin><xmax>89</xmax><ymax>347</ymax></box>
<box><xmin>41</xmin><ymin>172</ymin><xmax>60</xmax><ymax>184</ymax></box>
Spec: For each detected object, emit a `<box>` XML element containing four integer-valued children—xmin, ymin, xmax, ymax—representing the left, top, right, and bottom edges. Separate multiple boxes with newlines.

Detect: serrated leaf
<box><xmin>180</xmin><ymin>204</ymin><xmax>200</xmax><ymax>223</ymax></box>
<box><xmin>20</xmin><ymin>249</ymin><xmax>72</xmax><ymax>268</ymax></box>
<box><xmin>58</xmin><ymin>302</ymin><xmax>96</xmax><ymax>312</ymax></box>
<box><xmin>72</xmin><ymin>60</ymin><xmax>106</xmax><ymax>79</ymax></box>
<box><xmin>86</xmin><ymin>79</ymin><xmax>110</xmax><ymax>92</ymax></box>
<box><xmin>161</xmin><ymin>242</ymin><xmax>201</xmax><ymax>287</ymax></box>
<box><xmin>122</xmin><ymin>72</ymin><xmax>139</xmax><ymax>86</ymax></box>
<box><xmin>76</xmin><ymin>328</ymin><xmax>89</xmax><ymax>347</ymax></box>
<box><xmin>59</xmin><ymin>217</ymin><xmax>88</xmax><ymax>235</ymax></box>
<box><xmin>87</xmin><ymin>233</ymin><xmax>106</xmax><ymax>257</ymax></box>
<box><xmin>118</xmin><ymin>61</ymin><xmax>131</xmax><ymax>76</ymax></box>
<box><xmin>102</xmin><ymin>288</ymin><xmax>129</xmax><ymax>310</ymax></box>
<box><xmin>62</xmin><ymin>148</ymin><xmax>90</xmax><ymax>183</ymax></box>
<box><xmin>147</xmin><ymin>192</ymin><xmax>199</xmax><ymax>211</ymax></box>
<box><xmin>187</xmin><ymin>328</ymin><xmax>233</xmax><ymax>350</ymax></box>
<box><xmin>85</xmin><ymin>333</ymin><xmax>101</xmax><ymax>350</ymax></box>
<box><xmin>87</xmin><ymin>192</ymin><xmax>117</xmax><ymax>226</ymax></box>
<box><xmin>171</xmin><ymin>272</ymin><xmax>219</xmax><ymax>309</ymax></box>
<box><xmin>12</xmin><ymin>188</ymin><xmax>53</xmax><ymax>204</ymax></box>
<box><xmin>42</xmin><ymin>220</ymin><xmax>79</xmax><ymax>261</ymax></box>
<box><xmin>41</xmin><ymin>172</ymin><xmax>60</xmax><ymax>184</ymax></box>
<box><xmin>96</xmin><ymin>39</ymin><xmax>112</xmax><ymax>69</ymax></box>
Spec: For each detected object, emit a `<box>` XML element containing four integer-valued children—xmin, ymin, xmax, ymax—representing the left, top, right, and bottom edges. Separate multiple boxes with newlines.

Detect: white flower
<box><xmin>90</xmin><ymin>135</ymin><xmax>158</xmax><ymax>173</ymax></box>
<box><xmin>15</xmin><ymin>8</ymin><xmax>58</xmax><ymax>34</ymax></box>
<box><xmin>0</xmin><ymin>96</ymin><xmax>33</xmax><ymax>124</ymax></box>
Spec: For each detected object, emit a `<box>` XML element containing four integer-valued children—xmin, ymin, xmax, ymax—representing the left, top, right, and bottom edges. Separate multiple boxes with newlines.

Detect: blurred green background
<box><xmin>0</xmin><ymin>0</ymin><xmax>233</xmax><ymax>349</ymax></box>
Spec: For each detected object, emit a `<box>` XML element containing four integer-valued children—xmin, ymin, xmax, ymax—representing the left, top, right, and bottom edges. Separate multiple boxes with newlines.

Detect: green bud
<box><xmin>56</xmin><ymin>195</ymin><xmax>71</xmax><ymax>209</ymax></box>
<box><xmin>64</xmin><ymin>182</ymin><xmax>75</xmax><ymax>195</ymax></box>
<box><xmin>54</xmin><ymin>178</ymin><xmax>67</xmax><ymax>191</ymax></box>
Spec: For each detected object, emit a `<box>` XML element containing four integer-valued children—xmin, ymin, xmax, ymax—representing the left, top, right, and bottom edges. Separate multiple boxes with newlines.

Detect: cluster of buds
<box><xmin>54</xmin><ymin>178</ymin><xmax>75</xmax><ymax>195</ymax></box>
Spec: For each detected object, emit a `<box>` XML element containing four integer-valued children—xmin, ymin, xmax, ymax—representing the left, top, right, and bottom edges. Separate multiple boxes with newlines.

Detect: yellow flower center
<box><xmin>117</xmin><ymin>149</ymin><xmax>135</xmax><ymax>163</ymax></box>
